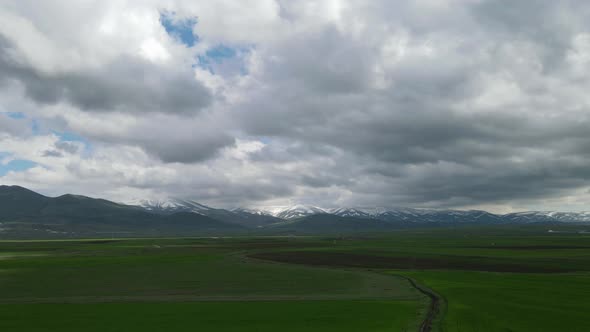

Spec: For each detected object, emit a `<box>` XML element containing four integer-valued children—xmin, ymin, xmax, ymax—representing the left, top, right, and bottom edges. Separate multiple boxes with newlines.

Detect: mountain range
<box><xmin>1</xmin><ymin>185</ymin><xmax>590</xmax><ymax>238</ymax></box>
<box><xmin>0</xmin><ymin>185</ymin><xmax>244</xmax><ymax>238</ymax></box>
<box><xmin>131</xmin><ymin>197</ymin><xmax>590</xmax><ymax>224</ymax></box>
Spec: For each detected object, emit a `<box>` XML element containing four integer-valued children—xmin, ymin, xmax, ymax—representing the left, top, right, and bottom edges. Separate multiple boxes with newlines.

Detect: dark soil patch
<box><xmin>471</xmin><ymin>245</ymin><xmax>590</xmax><ymax>250</ymax></box>
<box><xmin>214</xmin><ymin>241</ymin><xmax>328</xmax><ymax>250</ymax></box>
<box><xmin>250</xmin><ymin>251</ymin><xmax>574</xmax><ymax>273</ymax></box>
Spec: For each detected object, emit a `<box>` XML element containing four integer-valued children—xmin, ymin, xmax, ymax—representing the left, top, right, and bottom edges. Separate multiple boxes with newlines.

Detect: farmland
<box><xmin>0</xmin><ymin>237</ymin><xmax>424</xmax><ymax>331</ymax></box>
<box><xmin>1</xmin><ymin>225</ymin><xmax>590</xmax><ymax>331</ymax></box>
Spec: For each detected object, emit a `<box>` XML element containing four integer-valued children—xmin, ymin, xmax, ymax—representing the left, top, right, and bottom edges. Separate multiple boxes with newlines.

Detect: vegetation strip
<box><xmin>0</xmin><ymin>294</ymin><xmax>415</xmax><ymax>304</ymax></box>
<box><xmin>250</xmin><ymin>250</ymin><xmax>574</xmax><ymax>273</ymax></box>
<box><xmin>250</xmin><ymin>252</ymin><xmax>434</xmax><ymax>331</ymax></box>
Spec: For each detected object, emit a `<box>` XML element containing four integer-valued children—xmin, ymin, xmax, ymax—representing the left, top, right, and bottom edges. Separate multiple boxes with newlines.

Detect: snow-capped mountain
<box><xmin>276</xmin><ymin>205</ymin><xmax>327</xmax><ymax>219</ymax></box>
<box><xmin>243</xmin><ymin>205</ymin><xmax>328</xmax><ymax>219</ymax></box>
<box><xmin>126</xmin><ymin>198</ymin><xmax>282</xmax><ymax>227</ymax></box>
<box><xmin>127</xmin><ymin>197</ymin><xmax>590</xmax><ymax>225</ymax></box>
<box><xmin>125</xmin><ymin>198</ymin><xmax>214</xmax><ymax>215</ymax></box>
<box><xmin>503</xmin><ymin>211</ymin><xmax>590</xmax><ymax>224</ymax></box>
<box><xmin>325</xmin><ymin>207</ymin><xmax>502</xmax><ymax>223</ymax></box>
<box><xmin>237</xmin><ymin>205</ymin><xmax>501</xmax><ymax>223</ymax></box>
<box><xmin>326</xmin><ymin>207</ymin><xmax>372</xmax><ymax>218</ymax></box>
<box><xmin>381</xmin><ymin>208</ymin><xmax>502</xmax><ymax>223</ymax></box>
<box><xmin>231</xmin><ymin>207</ymin><xmax>273</xmax><ymax>216</ymax></box>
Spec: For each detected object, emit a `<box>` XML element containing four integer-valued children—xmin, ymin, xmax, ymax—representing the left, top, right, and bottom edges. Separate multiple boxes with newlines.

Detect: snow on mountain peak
<box><xmin>124</xmin><ymin>197</ymin><xmax>213</xmax><ymax>215</ymax></box>
<box><xmin>240</xmin><ymin>205</ymin><xmax>327</xmax><ymax>219</ymax></box>
<box><xmin>125</xmin><ymin>197</ymin><xmax>590</xmax><ymax>224</ymax></box>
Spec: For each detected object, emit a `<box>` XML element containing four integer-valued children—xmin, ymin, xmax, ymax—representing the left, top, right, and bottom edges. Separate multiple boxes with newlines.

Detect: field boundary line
<box><xmin>391</xmin><ymin>274</ymin><xmax>446</xmax><ymax>332</ymax></box>
<box><xmin>246</xmin><ymin>252</ymin><xmax>438</xmax><ymax>332</ymax></box>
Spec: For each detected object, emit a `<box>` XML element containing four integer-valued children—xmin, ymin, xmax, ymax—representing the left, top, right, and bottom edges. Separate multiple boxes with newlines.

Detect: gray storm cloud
<box><xmin>0</xmin><ymin>37</ymin><xmax>212</xmax><ymax>114</ymax></box>
<box><xmin>1</xmin><ymin>0</ymin><xmax>590</xmax><ymax>212</ymax></box>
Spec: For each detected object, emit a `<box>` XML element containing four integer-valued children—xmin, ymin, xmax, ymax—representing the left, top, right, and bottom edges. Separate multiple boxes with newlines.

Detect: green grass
<box><xmin>243</xmin><ymin>229</ymin><xmax>590</xmax><ymax>331</ymax></box>
<box><xmin>397</xmin><ymin>270</ymin><xmax>590</xmax><ymax>332</ymax></box>
<box><xmin>3</xmin><ymin>228</ymin><xmax>590</xmax><ymax>331</ymax></box>
<box><xmin>0</xmin><ymin>301</ymin><xmax>420</xmax><ymax>332</ymax></box>
<box><xmin>0</xmin><ymin>242</ymin><xmax>415</xmax><ymax>300</ymax></box>
<box><xmin>0</xmin><ymin>238</ymin><xmax>423</xmax><ymax>331</ymax></box>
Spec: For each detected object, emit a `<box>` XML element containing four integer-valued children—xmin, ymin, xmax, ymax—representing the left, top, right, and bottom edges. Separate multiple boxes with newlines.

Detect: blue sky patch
<box><xmin>0</xmin><ymin>158</ymin><xmax>37</xmax><ymax>176</ymax></box>
<box><xmin>197</xmin><ymin>44</ymin><xmax>250</xmax><ymax>75</ymax></box>
<box><xmin>206</xmin><ymin>44</ymin><xmax>237</xmax><ymax>62</ymax></box>
<box><xmin>159</xmin><ymin>11</ymin><xmax>198</xmax><ymax>47</ymax></box>
<box><xmin>31</xmin><ymin>119</ymin><xmax>39</xmax><ymax>135</ymax></box>
<box><xmin>3</xmin><ymin>112</ymin><xmax>26</xmax><ymax>119</ymax></box>
<box><xmin>54</xmin><ymin>131</ymin><xmax>86</xmax><ymax>143</ymax></box>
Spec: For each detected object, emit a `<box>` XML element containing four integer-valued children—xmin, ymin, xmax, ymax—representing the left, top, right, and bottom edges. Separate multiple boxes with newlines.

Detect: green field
<box><xmin>1</xmin><ymin>227</ymin><xmax>590</xmax><ymax>331</ymax></box>
<box><xmin>0</xmin><ymin>237</ymin><xmax>424</xmax><ymax>331</ymax></box>
<box><xmin>397</xmin><ymin>270</ymin><xmax>590</xmax><ymax>332</ymax></box>
<box><xmin>244</xmin><ymin>227</ymin><xmax>590</xmax><ymax>331</ymax></box>
<box><xmin>0</xmin><ymin>301</ymin><xmax>419</xmax><ymax>332</ymax></box>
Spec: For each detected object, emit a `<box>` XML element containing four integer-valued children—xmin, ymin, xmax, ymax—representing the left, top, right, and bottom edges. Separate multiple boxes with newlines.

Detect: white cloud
<box><xmin>2</xmin><ymin>0</ymin><xmax>590</xmax><ymax>213</ymax></box>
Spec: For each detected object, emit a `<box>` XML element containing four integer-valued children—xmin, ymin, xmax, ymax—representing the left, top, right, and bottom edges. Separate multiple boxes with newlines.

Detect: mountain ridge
<box><xmin>0</xmin><ymin>185</ymin><xmax>244</xmax><ymax>238</ymax></box>
<box><xmin>131</xmin><ymin>197</ymin><xmax>590</xmax><ymax>224</ymax></box>
<box><xmin>2</xmin><ymin>186</ymin><xmax>590</xmax><ymax>239</ymax></box>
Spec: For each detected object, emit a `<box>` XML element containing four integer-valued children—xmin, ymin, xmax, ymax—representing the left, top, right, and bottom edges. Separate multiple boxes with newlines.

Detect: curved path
<box><xmin>395</xmin><ymin>275</ymin><xmax>444</xmax><ymax>332</ymax></box>
<box><xmin>248</xmin><ymin>251</ymin><xmax>444</xmax><ymax>332</ymax></box>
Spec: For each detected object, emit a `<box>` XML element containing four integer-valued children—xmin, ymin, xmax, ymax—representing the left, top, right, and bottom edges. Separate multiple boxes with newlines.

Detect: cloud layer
<box><xmin>2</xmin><ymin>0</ymin><xmax>590</xmax><ymax>213</ymax></box>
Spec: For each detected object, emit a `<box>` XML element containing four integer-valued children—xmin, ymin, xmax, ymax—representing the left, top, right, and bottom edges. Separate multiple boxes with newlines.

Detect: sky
<box><xmin>1</xmin><ymin>1</ymin><xmax>590</xmax><ymax>213</ymax></box>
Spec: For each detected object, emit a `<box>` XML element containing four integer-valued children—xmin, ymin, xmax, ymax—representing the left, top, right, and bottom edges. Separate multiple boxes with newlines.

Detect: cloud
<box><xmin>54</xmin><ymin>141</ymin><xmax>79</xmax><ymax>154</ymax></box>
<box><xmin>2</xmin><ymin>0</ymin><xmax>590</xmax><ymax>213</ymax></box>
<box><xmin>41</xmin><ymin>140</ymin><xmax>80</xmax><ymax>158</ymax></box>
<box><xmin>41</xmin><ymin>150</ymin><xmax>62</xmax><ymax>158</ymax></box>
<box><xmin>0</xmin><ymin>112</ymin><xmax>30</xmax><ymax>137</ymax></box>
<box><xmin>223</xmin><ymin>0</ymin><xmax>590</xmax><ymax>210</ymax></box>
<box><xmin>0</xmin><ymin>37</ymin><xmax>212</xmax><ymax>114</ymax></box>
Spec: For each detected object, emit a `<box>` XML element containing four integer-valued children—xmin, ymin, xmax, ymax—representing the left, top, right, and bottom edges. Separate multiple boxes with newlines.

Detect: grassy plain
<box><xmin>2</xmin><ymin>225</ymin><xmax>590</xmax><ymax>331</ymax></box>
<box><xmin>0</xmin><ymin>237</ymin><xmax>423</xmax><ymax>331</ymax></box>
<box><xmin>247</xmin><ymin>225</ymin><xmax>590</xmax><ymax>331</ymax></box>
<box><xmin>397</xmin><ymin>270</ymin><xmax>590</xmax><ymax>332</ymax></box>
<box><xmin>0</xmin><ymin>301</ymin><xmax>419</xmax><ymax>332</ymax></box>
